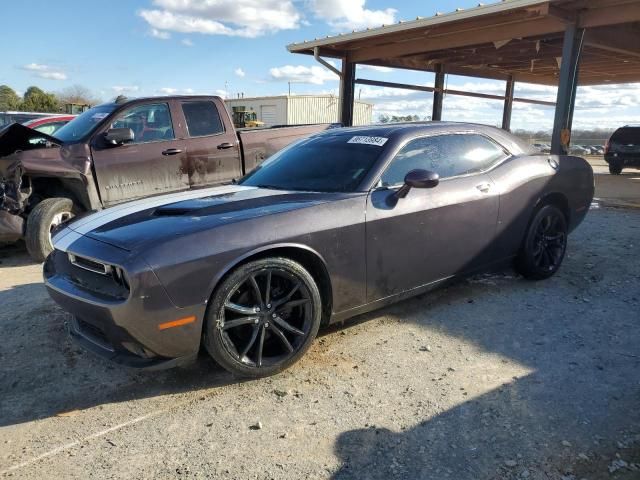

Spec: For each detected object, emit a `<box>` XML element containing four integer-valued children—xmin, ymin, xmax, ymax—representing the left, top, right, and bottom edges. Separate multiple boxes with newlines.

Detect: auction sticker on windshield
<box><xmin>347</xmin><ymin>136</ymin><xmax>388</xmax><ymax>147</ymax></box>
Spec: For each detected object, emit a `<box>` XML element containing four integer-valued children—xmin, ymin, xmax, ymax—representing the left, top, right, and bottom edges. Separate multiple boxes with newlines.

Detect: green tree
<box><xmin>22</xmin><ymin>86</ymin><xmax>60</xmax><ymax>113</ymax></box>
<box><xmin>0</xmin><ymin>85</ymin><xmax>21</xmax><ymax>111</ymax></box>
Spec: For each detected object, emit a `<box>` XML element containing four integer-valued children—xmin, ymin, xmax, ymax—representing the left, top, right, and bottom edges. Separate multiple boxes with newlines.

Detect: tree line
<box><xmin>0</xmin><ymin>84</ymin><xmax>101</xmax><ymax>113</ymax></box>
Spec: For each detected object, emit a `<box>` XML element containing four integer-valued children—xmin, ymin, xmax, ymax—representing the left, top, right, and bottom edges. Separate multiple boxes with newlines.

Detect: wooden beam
<box><xmin>579</xmin><ymin>1</ymin><xmax>640</xmax><ymax>28</ymax></box>
<box><xmin>348</xmin><ymin>16</ymin><xmax>565</xmax><ymax>63</ymax></box>
<box><xmin>354</xmin><ymin>77</ymin><xmax>556</xmax><ymax>106</ymax></box>
<box><xmin>584</xmin><ymin>26</ymin><xmax>640</xmax><ymax>59</ymax></box>
<box><xmin>355</xmin><ymin>78</ymin><xmax>435</xmax><ymax>93</ymax></box>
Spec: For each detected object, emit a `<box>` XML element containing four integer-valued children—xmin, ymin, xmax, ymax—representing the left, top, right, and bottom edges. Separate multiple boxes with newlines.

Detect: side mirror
<box><xmin>396</xmin><ymin>169</ymin><xmax>439</xmax><ymax>198</ymax></box>
<box><xmin>104</xmin><ymin>128</ymin><xmax>134</xmax><ymax>145</ymax></box>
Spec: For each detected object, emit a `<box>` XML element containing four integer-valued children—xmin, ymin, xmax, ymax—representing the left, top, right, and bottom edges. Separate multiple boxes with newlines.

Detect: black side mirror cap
<box><xmin>104</xmin><ymin>127</ymin><xmax>134</xmax><ymax>145</ymax></box>
<box><xmin>396</xmin><ymin>169</ymin><xmax>439</xmax><ymax>198</ymax></box>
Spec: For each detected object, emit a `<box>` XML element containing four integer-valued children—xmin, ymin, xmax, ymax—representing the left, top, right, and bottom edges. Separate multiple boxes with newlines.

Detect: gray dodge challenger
<box><xmin>44</xmin><ymin>123</ymin><xmax>594</xmax><ymax>377</ymax></box>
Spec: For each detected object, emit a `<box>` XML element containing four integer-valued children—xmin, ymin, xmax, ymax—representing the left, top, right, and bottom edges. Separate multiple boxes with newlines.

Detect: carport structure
<box><xmin>288</xmin><ymin>0</ymin><xmax>640</xmax><ymax>154</ymax></box>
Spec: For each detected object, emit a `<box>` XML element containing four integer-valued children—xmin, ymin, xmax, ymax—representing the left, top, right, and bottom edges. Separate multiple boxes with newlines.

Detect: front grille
<box><xmin>68</xmin><ymin>253</ymin><xmax>112</xmax><ymax>275</ymax></box>
<box><xmin>47</xmin><ymin>250</ymin><xmax>130</xmax><ymax>301</ymax></box>
<box><xmin>76</xmin><ymin>318</ymin><xmax>114</xmax><ymax>352</ymax></box>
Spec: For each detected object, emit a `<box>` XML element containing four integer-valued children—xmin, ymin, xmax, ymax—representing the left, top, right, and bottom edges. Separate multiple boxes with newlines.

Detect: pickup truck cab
<box><xmin>0</xmin><ymin>95</ymin><xmax>333</xmax><ymax>260</ymax></box>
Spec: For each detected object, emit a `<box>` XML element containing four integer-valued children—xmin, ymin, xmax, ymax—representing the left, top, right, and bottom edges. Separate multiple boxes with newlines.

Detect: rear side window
<box><xmin>181</xmin><ymin>101</ymin><xmax>224</xmax><ymax>137</ymax></box>
<box><xmin>382</xmin><ymin>133</ymin><xmax>507</xmax><ymax>185</ymax></box>
<box><xmin>611</xmin><ymin>127</ymin><xmax>640</xmax><ymax>144</ymax></box>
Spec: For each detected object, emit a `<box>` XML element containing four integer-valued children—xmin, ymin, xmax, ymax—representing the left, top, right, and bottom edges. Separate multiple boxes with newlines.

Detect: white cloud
<box><xmin>22</xmin><ymin>63</ymin><xmax>67</xmax><ymax>81</ymax></box>
<box><xmin>363</xmin><ymin>79</ymin><xmax>640</xmax><ymax>131</ymax></box>
<box><xmin>112</xmin><ymin>85</ymin><xmax>140</xmax><ymax>93</ymax></box>
<box><xmin>150</xmin><ymin>28</ymin><xmax>171</xmax><ymax>39</ymax></box>
<box><xmin>234</xmin><ymin>67</ymin><xmax>245</xmax><ymax>78</ymax></box>
<box><xmin>181</xmin><ymin>38</ymin><xmax>194</xmax><ymax>46</ymax></box>
<box><xmin>158</xmin><ymin>87</ymin><xmax>196</xmax><ymax>94</ymax></box>
<box><xmin>215</xmin><ymin>89</ymin><xmax>228</xmax><ymax>98</ymax></box>
<box><xmin>23</xmin><ymin>63</ymin><xmax>48</xmax><ymax>71</ymax></box>
<box><xmin>269</xmin><ymin>65</ymin><xmax>339</xmax><ymax>85</ymax></box>
<box><xmin>358</xmin><ymin>65</ymin><xmax>393</xmax><ymax>73</ymax></box>
<box><xmin>310</xmin><ymin>0</ymin><xmax>396</xmax><ymax>30</ymax></box>
<box><xmin>138</xmin><ymin>0</ymin><xmax>300</xmax><ymax>38</ymax></box>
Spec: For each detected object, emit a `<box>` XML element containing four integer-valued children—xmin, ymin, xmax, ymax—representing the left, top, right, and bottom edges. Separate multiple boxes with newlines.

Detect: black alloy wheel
<box><xmin>204</xmin><ymin>257</ymin><xmax>322</xmax><ymax>377</ymax></box>
<box><xmin>516</xmin><ymin>204</ymin><xmax>568</xmax><ymax>280</ymax></box>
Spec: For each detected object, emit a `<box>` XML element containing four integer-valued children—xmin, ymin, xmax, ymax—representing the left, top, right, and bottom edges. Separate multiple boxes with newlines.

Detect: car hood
<box><xmin>0</xmin><ymin>122</ymin><xmax>62</xmax><ymax>158</ymax></box>
<box><xmin>64</xmin><ymin>184</ymin><xmax>349</xmax><ymax>251</ymax></box>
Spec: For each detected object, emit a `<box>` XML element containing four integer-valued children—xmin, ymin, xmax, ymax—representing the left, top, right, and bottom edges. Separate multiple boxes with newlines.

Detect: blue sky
<box><xmin>3</xmin><ymin>0</ymin><xmax>639</xmax><ymax>131</ymax></box>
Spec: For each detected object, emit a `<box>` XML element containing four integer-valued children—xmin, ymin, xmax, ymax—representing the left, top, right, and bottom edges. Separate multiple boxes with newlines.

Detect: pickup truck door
<box><xmin>365</xmin><ymin>133</ymin><xmax>503</xmax><ymax>302</ymax></box>
<box><xmin>90</xmin><ymin>101</ymin><xmax>189</xmax><ymax>206</ymax></box>
<box><xmin>174</xmin><ymin>98</ymin><xmax>242</xmax><ymax>188</ymax></box>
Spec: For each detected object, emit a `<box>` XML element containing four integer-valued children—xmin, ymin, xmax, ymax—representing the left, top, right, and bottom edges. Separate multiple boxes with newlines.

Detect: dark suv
<box><xmin>605</xmin><ymin>125</ymin><xmax>640</xmax><ymax>174</ymax></box>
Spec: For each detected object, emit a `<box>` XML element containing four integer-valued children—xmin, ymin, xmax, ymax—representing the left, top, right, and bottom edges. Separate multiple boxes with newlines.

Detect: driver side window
<box><xmin>111</xmin><ymin>103</ymin><xmax>174</xmax><ymax>144</ymax></box>
<box><xmin>381</xmin><ymin>133</ymin><xmax>507</xmax><ymax>186</ymax></box>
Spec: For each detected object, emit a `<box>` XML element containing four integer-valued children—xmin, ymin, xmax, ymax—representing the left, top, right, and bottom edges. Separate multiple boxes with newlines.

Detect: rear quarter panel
<box><xmin>487</xmin><ymin>154</ymin><xmax>593</xmax><ymax>258</ymax></box>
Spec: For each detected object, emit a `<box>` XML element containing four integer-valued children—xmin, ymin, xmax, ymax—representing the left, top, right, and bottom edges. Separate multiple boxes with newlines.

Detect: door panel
<box><xmin>179</xmin><ymin>99</ymin><xmax>242</xmax><ymax>188</ymax></box>
<box><xmin>366</xmin><ymin>174</ymin><xmax>499</xmax><ymax>302</ymax></box>
<box><xmin>91</xmin><ymin>102</ymin><xmax>189</xmax><ymax>206</ymax></box>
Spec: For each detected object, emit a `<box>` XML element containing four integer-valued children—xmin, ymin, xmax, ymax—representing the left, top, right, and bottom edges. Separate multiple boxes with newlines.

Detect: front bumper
<box><xmin>44</xmin><ymin>234</ymin><xmax>207</xmax><ymax>369</ymax></box>
<box><xmin>0</xmin><ymin>210</ymin><xmax>24</xmax><ymax>243</ymax></box>
<box><xmin>605</xmin><ymin>152</ymin><xmax>640</xmax><ymax>167</ymax></box>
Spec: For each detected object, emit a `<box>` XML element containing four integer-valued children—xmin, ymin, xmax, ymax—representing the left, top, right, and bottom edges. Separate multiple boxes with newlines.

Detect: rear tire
<box><xmin>25</xmin><ymin>197</ymin><xmax>74</xmax><ymax>262</ymax></box>
<box><xmin>609</xmin><ymin>164</ymin><xmax>622</xmax><ymax>175</ymax></box>
<box><xmin>204</xmin><ymin>257</ymin><xmax>322</xmax><ymax>378</ymax></box>
<box><xmin>516</xmin><ymin>204</ymin><xmax>568</xmax><ymax>280</ymax></box>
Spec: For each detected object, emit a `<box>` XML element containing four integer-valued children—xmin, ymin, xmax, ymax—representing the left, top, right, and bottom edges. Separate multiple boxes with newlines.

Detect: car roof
<box><xmin>315</xmin><ymin>121</ymin><xmax>535</xmax><ymax>155</ymax></box>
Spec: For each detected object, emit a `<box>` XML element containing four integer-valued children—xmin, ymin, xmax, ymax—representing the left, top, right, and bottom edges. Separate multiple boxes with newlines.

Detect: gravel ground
<box><xmin>0</xmin><ymin>206</ymin><xmax>639</xmax><ymax>480</ymax></box>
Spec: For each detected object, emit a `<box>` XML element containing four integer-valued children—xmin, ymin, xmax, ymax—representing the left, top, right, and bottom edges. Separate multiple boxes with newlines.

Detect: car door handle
<box><xmin>476</xmin><ymin>183</ymin><xmax>491</xmax><ymax>193</ymax></box>
<box><xmin>162</xmin><ymin>148</ymin><xmax>183</xmax><ymax>156</ymax></box>
<box><xmin>217</xmin><ymin>142</ymin><xmax>233</xmax><ymax>150</ymax></box>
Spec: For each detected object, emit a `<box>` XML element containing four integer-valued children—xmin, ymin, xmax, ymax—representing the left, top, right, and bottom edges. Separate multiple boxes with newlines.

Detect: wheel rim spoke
<box><xmin>273</xmin><ymin>314</ymin><xmax>305</xmax><ymax>336</ymax></box>
<box><xmin>270</xmin><ymin>324</ymin><xmax>294</xmax><ymax>352</ymax></box>
<box><xmin>277</xmin><ymin>298</ymin><xmax>310</xmax><ymax>311</ymax></box>
<box><xmin>264</xmin><ymin>270</ymin><xmax>272</xmax><ymax>306</ymax></box>
<box><xmin>248</xmin><ymin>275</ymin><xmax>263</xmax><ymax>307</ymax></box>
<box><xmin>225</xmin><ymin>302</ymin><xmax>256</xmax><ymax>315</ymax></box>
<box><xmin>240</xmin><ymin>325</ymin><xmax>260</xmax><ymax>359</ymax></box>
<box><xmin>222</xmin><ymin>316</ymin><xmax>258</xmax><ymax>330</ymax></box>
<box><xmin>256</xmin><ymin>326</ymin><xmax>266</xmax><ymax>367</ymax></box>
<box><xmin>272</xmin><ymin>282</ymin><xmax>301</xmax><ymax>309</ymax></box>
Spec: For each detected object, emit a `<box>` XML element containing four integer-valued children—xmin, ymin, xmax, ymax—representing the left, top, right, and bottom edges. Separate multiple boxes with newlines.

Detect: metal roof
<box><xmin>288</xmin><ymin>0</ymin><xmax>640</xmax><ymax>86</ymax></box>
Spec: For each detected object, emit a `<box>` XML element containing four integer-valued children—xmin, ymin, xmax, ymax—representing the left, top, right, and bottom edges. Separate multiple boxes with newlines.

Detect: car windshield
<box><xmin>239</xmin><ymin>134</ymin><xmax>386</xmax><ymax>192</ymax></box>
<box><xmin>53</xmin><ymin>104</ymin><xmax>116</xmax><ymax>142</ymax></box>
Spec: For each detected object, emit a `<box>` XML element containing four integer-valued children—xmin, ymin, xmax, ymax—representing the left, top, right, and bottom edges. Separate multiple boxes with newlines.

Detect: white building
<box><xmin>225</xmin><ymin>95</ymin><xmax>373</xmax><ymax>127</ymax></box>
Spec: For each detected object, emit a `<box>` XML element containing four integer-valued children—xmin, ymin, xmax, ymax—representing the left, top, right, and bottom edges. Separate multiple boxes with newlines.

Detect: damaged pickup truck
<box><xmin>0</xmin><ymin>95</ymin><xmax>333</xmax><ymax>261</ymax></box>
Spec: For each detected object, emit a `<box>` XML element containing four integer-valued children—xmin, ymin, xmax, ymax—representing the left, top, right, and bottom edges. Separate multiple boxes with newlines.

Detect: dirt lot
<box><xmin>1</xmin><ymin>195</ymin><xmax>639</xmax><ymax>479</ymax></box>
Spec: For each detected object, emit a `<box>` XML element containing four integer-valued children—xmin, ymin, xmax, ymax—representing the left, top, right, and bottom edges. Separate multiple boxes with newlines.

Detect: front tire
<box><xmin>516</xmin><ymin>204</ymin><xmax>568</xmax><ymax>280</ymax></box>
<box><xmin>25</xmin><ymin>197</ymin><xmax>74</xmax><ymax>262</ymax></box>
<box><xmin>609</xmin><ymin>164</ymin><xmax>622</xmax><ymax>175</ymax></box>
<box><xmin>204</xmin><ymin>257</ymin><xmax>322</xmax><ymax>378</ymax></box>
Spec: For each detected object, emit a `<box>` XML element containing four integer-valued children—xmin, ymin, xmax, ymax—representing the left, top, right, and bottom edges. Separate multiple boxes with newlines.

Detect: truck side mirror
<box><xmin>104</xmin><ymin>128</ymin><xmax>134</xmax><ymax>145</ymax></box>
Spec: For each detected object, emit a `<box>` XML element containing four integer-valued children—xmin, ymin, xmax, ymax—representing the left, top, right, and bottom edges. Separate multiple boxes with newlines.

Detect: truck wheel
<box><xmin>609</xmin><ymin>164</ymin><xmax>622</xmax><ymax>175</ymax></box>
<box><xmin>25</xmin><ymin>198</ymin><xmax>74</xmax><ymax>262</ymax></box>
